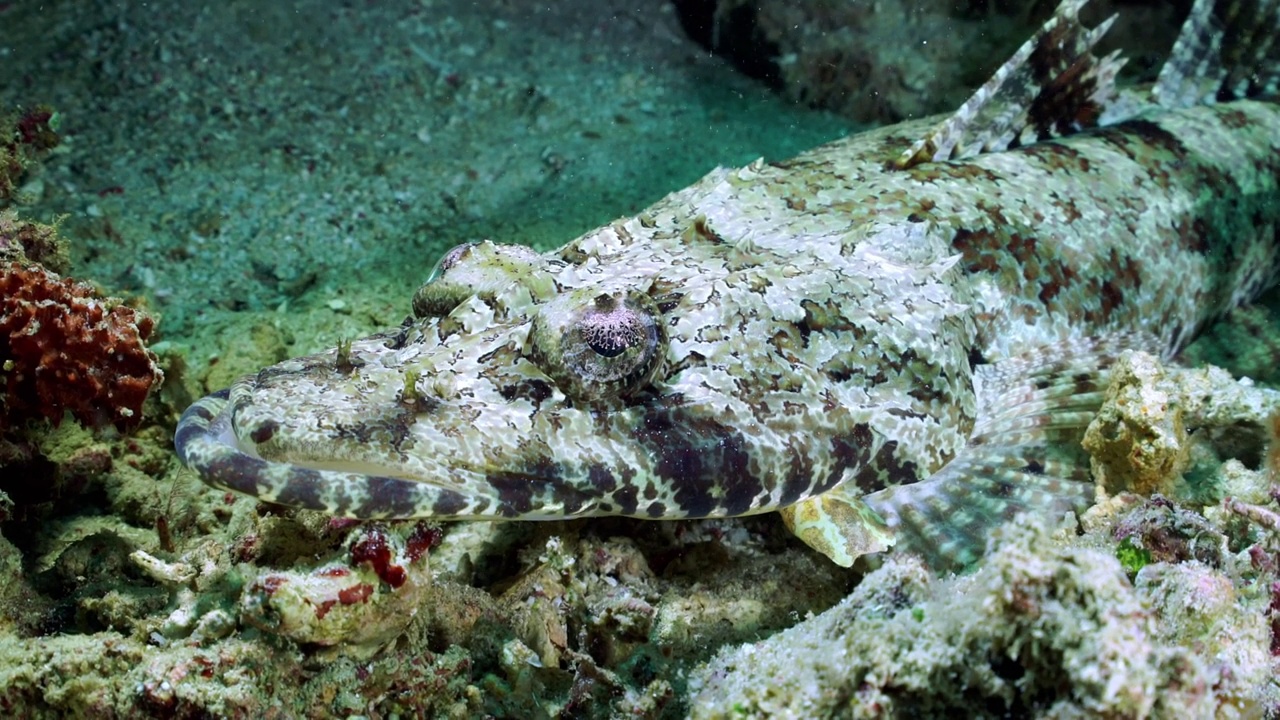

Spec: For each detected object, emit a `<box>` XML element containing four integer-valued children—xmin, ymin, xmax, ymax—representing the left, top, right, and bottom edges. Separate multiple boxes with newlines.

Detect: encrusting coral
<box><xmin>0</xmin><ymin>105</ymin><xmax>59</xmax><ymax>206</ymax></box>
<box><xmin>0</xmin><ymin>260</ymin><xmax>161</xmax><ymax>432</ymax></box>
<box><xmin>0</xmin><ymin>210</ymin><xmax>69</xmax><ymax>273</ymax></box>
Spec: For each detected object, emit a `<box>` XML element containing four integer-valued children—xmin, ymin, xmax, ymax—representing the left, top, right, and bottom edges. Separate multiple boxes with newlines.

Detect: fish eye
<box><xmin>412</xmin><ymin>241</ymin><xmax>548</xmax><ymax>318</ymax></box>
<box><xmin>530</xmin><ymin>289</ymin><xmax>665</xmax><ymax>401</ymax></box>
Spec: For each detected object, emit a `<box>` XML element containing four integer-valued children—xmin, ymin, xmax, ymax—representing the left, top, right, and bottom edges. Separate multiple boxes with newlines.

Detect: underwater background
<box><xmin>1</xmin><ymin>0</ymin><xmax>1279</xmax><ymax>717</ymax></box>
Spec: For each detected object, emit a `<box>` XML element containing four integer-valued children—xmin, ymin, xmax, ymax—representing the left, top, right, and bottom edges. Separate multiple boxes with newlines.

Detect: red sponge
<box><xmin>0</xmin><ymin>262</ymin><xmax>160</xmax><ymax>431</ymax></box>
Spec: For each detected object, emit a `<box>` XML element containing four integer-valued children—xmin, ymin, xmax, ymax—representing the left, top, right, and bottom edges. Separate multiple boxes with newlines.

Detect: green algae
<box><xmin>1116</xmin><ymin>535</ymin><xmax>1152</xmax><ymax>577</ymax></box>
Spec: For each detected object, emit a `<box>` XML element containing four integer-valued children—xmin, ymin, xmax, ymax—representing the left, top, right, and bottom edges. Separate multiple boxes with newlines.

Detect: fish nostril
<box><xmin>427</xmin><ymin>372</ymin><xmax>460</xmax><ymax>401</ymax></box>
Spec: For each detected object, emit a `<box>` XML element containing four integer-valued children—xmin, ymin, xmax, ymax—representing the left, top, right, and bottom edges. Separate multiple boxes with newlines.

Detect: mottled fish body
<box><xmin>177</xmin><ymin>0</ymin><xmax>1280</xmax><ymax>568</ymax></box>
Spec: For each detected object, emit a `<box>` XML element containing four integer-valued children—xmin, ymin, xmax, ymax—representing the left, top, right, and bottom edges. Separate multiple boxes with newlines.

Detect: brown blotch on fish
<box><xmin>1095</xmin><ymin>119</ymin><xmax>1189</xmax><ymax>190</ymax></box>
<box><xmin>871</xmin><ymin>439</ymin><xmax>922</xmax><ymax>489</ymax></box>
<box><xmin>335</xmin><ymin>405</ymin><xmax>422</xmax><ymax>455</ymax></box>
<box><xmin>587</xmin><ymin>464</ymin><xmax>617</xmax><ymax>494</ymax></box>
<box><xmin>1175</xmin><ymin>216</ymin><xmax>1211</xmax><ymax>254</ymax></box>
<box><xmin>828</xmin><ymin>423</ymin><xmax>875</xmax><ymax>494</ymax></box>
<box><xmin>908</xmin><ymin>162</ymin><xmax>1003</xmax><ymax>185</ymax></box>
<box><xmin>1020</xmin><ymin>141</ymin><xmax>1092</xmax><ymax>174</ymax></box>
<box><xmin>1037</xmin><ymin>257</ymin><xmax>1080</xmax><ymax>308</ymax></box>
<box><xmin>951</xmin><ymin>227</ymin><xmax>1006</xmax><ymax>274</ymax></box>
<box><xmin>634</xmin><ymin>407</ymin><xmax>758</xmax><ymax>517</ymax></box>
<box><xmin>249</xmin><ymin>419</ymin><xmax>279</xmax><ymax>445</ymax></box>
<box><xmin>487</xmin><ymin>457</ymin><xmax>582</xmax><ymax>517</ymax></box>
<box><xmin>780</xmin><ymin>441</ymin><xmax>817</xmax><ymax>506</ymax></box>
<box><xmin>274</xmin><ymin>470</ymin><xmax>327</xmax><ymax>512</ymax></box>
<box><xmin>612</xmin><ymin>484</ymin><xmax>640</xmax><ymax>516</ymax></box>
<box><xmin>684</xmin><ymin>215</ymin><xmax>725</xmax><ymax>245</ymax></box>
<box><xmin>499</xmin><ymin>378</ymin><xmax>555</xmax><ymax>408</ymax></box>
<box><xmin>1048</xmin><ymin>194</ymin><xmax>1084</xmax><ymax>224</ymax></box>
<box><xmin>1215</xmin><ymin>107</ymin><xmax>1254</xmax><ymax>130</ymax></box>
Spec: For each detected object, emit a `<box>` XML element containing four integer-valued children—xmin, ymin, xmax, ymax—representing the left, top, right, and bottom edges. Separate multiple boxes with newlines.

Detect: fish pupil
<box><xmin>581</xmin><ymin>294</ymin><xmax>642</xmax><ymax>358</ymax></box>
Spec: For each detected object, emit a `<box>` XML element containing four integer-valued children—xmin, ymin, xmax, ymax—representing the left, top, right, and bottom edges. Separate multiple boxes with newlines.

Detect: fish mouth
<box><xmin>218</xmin><ymin>384</ymin><xmax>614</xmax><ymax>520</ymax></box>
<box><xmin>180</xmin><ymin>361</ymin><xmax>788</xmax><ymax>522</ymax></box>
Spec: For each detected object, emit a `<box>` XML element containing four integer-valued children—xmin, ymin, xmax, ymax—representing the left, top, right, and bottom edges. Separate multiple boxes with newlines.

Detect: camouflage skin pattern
<box><xmin>177</xmin><ymin>0</ymin><xmax>1280</xmax><ymax>568</ymax></box>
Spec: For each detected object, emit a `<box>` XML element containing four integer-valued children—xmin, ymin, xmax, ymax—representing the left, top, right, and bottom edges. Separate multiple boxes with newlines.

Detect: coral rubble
<box><xmin>689</xmin><ymin>517</ymin><xmax>1276</xmax><ymax>718</ymax></box>
<box><xmin>0</xmin><ymin>105</ymin><xmax>58</xmax><ymax>206</ymax></box>
<box><xmin>240</xmin><ymin>523</ymin><xmax>434</xmax><ymax>658</ymax></box>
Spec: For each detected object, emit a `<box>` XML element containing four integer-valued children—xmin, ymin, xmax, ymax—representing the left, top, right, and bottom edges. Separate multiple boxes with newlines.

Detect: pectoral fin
<box><xmin>785</xmin><ymin>333</ymin><xmax>1163</xmax><ymax>571</ymax></box>
<box><xmin>864</xmin><ymin>334</ymin><xmax>1162</xmax><ymax>571</ymax></box>
<box><xmin>780</xmin><ymin>487</ymin><xmax>895</xmax><ymax>568</ymax></box>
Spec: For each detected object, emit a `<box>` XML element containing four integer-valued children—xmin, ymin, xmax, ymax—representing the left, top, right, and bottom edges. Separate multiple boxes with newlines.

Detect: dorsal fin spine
<box><xmin>894</xmin><ymin>0</ymin><xmax>1122</xmax><ymax>170</ymax></box>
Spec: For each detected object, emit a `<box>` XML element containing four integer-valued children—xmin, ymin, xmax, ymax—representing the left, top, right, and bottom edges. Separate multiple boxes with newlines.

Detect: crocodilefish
<box><xmin>176</xmin><ymin>0</ymin><xmax>1280</xmax><ymax>569</ymax></box>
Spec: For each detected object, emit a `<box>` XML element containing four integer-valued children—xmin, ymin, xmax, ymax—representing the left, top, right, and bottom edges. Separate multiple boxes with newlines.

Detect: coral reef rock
<box><xmin>689</xmin><ymin>517</ymin><xmax>1275</xmax><ymax>718</ymax></box>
